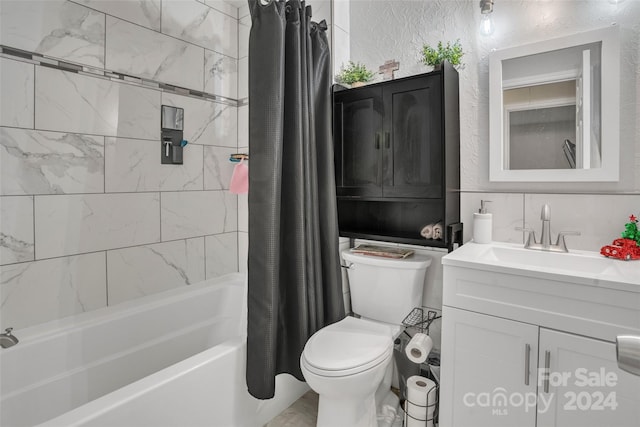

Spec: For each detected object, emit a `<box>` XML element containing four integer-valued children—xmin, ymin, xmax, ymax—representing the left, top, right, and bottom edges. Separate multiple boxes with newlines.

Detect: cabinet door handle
<box><xmin>544</xmin><ymin>350</ymin><xmax>551</xmax><ymax>393</ymax></box>
<box><xmin>384</xmin><ymin>132</ymin><xmax>391</xmax><ymax>149</ymax></box>
<box><xmin>375</xmin><ymin>132</ymin><xmax>381</xmax><ymax>149</ymax></box>
<box><xmin>524</xmin><ymin>344</ymin><xmax>531</xmax><ymax>386</ymax></box>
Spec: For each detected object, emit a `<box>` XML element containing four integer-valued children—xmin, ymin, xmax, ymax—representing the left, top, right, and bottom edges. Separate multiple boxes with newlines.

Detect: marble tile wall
<box><xmin>0</xmin><ymin>0</ymin><xmax>105</xmax><ymax>68</ymax></box>
<box><xmin>161</xmin><ymin>0</ymin><xmax>238</xmax><ymax>57</ymax></box>
<box><xmin>0</xmin><ymin>253</ymin><xmax>107</xmax><ymax>329</ymax></box>
<box><xmin>74</xmin><ymin>0</ymin><xmax>162</xmax><ymax>31</ymax></box>
<box><xmin>35</xmin><ymin>67</ymin><xmax>161</xmax><ymax>139</ymax></box>
<box><xmin>105</xmin><ymin>16</ymin><xmax>205</xmax><ymax>90</ymax></box>
<box><xmin>106</xmin><ymin>238</ymin><xmax>206</xmax><ymax>305</ymax></box>
<box><xmin>0</xmin><ymin>0</ymin><xmax>241</xmax><ymax>330</ymax></box>
<box><xmin>460</xmin><ymin>191</ymin><xmax>640</xmax><ymax>252</ymax></box>
<box><xmin>0</xmin><ymin>58</ymin><xmax>34</xmax><ymax>128</ymax></box>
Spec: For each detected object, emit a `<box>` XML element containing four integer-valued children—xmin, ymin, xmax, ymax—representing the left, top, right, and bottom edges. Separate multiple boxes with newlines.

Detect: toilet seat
<box><xmin>301</xmin><ymin>316</ymin><xmax>393</xmax><ymax>377</ymax></box>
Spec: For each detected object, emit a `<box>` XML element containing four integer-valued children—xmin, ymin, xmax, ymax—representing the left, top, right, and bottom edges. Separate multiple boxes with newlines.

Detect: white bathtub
<box><xmin>0</xmin><ymin>273</ymin><xmax>309</xmax><ymax>427</ymax></box>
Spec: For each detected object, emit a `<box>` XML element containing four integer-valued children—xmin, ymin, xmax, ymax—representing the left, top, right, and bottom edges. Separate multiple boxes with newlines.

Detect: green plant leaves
<box><xmin>421</xmin><ymin>40</ymin><xmax>464</xmax><ymax>67</ymax></box>
<box><xmin>335</xmin><ymin>61</ymin><xmax>375</xmax><ymax>85</ymax></box>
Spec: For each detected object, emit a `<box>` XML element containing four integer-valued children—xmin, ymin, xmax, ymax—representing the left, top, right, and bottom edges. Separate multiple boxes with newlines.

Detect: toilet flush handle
<box><xmin>340</xmin><ymin>262</ymin><xmax>354</xmax><ymax>270</ymax></box>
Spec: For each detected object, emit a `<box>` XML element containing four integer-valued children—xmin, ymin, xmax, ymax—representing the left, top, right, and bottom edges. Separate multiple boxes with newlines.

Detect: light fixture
<box><xmin>480</xmin><ymin>0</ymin><xmax>495</xmax><ymax>36</ymax></box>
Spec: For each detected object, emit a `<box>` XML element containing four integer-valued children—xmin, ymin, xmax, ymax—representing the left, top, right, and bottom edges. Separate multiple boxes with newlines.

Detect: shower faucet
<box><xmin>0</xmin><ymin>327</ymin><xmax>19</xmax><ymax>349</ymax></box>
<box><xmin>517</xmin><ymin>204</ymin><xmax>580</xmax><ymax>253</ymax></box>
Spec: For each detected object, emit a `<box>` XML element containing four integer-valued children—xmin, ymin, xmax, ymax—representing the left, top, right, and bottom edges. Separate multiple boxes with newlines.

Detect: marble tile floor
<box><xmin>266</xmin><ymin>390</ymin><xmax>319</xmax><ymax>427</ymax></box>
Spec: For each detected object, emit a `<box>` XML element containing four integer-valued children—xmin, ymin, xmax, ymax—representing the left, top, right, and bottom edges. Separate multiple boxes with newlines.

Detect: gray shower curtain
<box><xmin>246</xmin><ymin>0</ymin><xmax>345</xmax><ymax>399</ymax></box>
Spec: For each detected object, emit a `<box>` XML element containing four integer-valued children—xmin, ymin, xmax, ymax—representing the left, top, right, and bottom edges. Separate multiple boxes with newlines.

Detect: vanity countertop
<box><xmin>443</xmin><ymin>241</ymin><xmax>640</xmax><ymax>293</ymax></box>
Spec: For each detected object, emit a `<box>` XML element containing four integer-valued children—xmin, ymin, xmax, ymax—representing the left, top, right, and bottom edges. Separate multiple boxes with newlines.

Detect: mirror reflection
<box><xmin>502</xmin><ymin>42</ymin><xmax>601</xmax><ymax>171</ymax></box>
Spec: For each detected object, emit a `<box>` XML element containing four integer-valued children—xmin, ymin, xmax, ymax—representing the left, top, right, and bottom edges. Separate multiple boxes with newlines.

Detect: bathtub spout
<box><xmin>1</xmin><ymin>327</ymin><xmax>19</xmax><ymax>349</ymax></box>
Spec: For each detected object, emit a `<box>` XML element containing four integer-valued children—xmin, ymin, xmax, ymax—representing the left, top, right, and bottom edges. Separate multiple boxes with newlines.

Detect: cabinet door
<box><xmin>440</xmin><ymin>307</ymin><xmax>539</xmax><ymax>427</ymax></box>
<box><xmin>334</xmin><ymin>87</ymin><xmax>383</xmax><ymax>197</ymax></box>
<box><xmin>537</xmin><ymin>329</ymin><xmax>640</xmax><ymax>427</ymax></box>
<box><xmin>382</xmin><ymin>75</ymin><xmax>443</xmax><ymax>198</ymax></box>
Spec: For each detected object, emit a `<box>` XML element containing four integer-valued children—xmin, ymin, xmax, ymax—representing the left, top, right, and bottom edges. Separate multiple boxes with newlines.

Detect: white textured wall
<box><xmin>349</xmin><ymin>0</ymin><xmax>639</xmax><ymax>253</ymax></box>
<box><xmin>345</xmin><ymin>2</ymin><xmax>640</xmax><ymax>349</ymax></box>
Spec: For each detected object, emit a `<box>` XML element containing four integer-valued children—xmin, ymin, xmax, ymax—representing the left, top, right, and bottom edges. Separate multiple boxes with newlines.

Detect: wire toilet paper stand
<box><xmin>403</xmin><ymin>377</ymin><xmax>438</xmax><ymax>427</ymax></box>
<box><xmin>401</xmin><ymin>307</ymin><xmax>442</xmax><ymax>426</ymax></box>
<box><xmin>402</xmin><ymin>307</ymin><xmax>440</xmax><ymax>334</ymax></box>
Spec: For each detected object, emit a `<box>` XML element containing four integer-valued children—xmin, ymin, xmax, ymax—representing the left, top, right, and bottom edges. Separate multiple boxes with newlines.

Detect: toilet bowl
<box><xmin>300</xmin><ymin>316</ymin><xmax>396</xmax><ymax>427</ymax></box>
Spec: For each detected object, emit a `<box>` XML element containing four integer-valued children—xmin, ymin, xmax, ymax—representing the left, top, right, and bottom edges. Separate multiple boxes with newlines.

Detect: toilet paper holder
<box><xmin>404</xmin><ymin>375</ymin><xmax>438</xmax><ymax>427</ymax></box>
<box><xmin>401</xmin><ymin>308</ymin><xmax>442</xmax><ymax>426</ymax></box>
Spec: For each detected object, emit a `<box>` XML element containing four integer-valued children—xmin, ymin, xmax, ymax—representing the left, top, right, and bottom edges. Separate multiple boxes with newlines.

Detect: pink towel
<box><xmin>229</xmin><ymin>159</ymin><xmax>248</xmax><ymax>194</ymax></box>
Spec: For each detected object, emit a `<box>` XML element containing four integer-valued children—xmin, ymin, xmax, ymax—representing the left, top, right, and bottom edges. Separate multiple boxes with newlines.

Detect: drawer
<box><xmin>443</xmin><ymin>265</ymin><xmax>640</xmax><ymax>342</ymax></box>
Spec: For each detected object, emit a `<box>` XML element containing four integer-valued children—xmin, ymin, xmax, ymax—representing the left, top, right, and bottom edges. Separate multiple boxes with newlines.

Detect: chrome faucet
<box><xmin>518</xmin><ymin>204</ymin><xmax>580</xmax><ymax>253</ymax></box>
<box><xmin>0</xmin><ymin>327</ymin><xmax>19</xmax><ymax>349</ymax></box>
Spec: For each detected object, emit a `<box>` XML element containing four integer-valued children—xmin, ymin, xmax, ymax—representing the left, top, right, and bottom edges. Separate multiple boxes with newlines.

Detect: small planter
<box><xmin>335</xmin><ymin>61</ymin><xmax>375</xmax><ymax>87</ymax></box>
<box><xmin>421</xmin><ymin>40</ymin><xmax>464</xmax><ymax>70</ymax></box>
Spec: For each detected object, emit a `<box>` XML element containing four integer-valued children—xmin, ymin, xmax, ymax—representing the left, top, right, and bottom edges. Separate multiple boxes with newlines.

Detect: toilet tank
<box><xmin>342</xmin><ymin>249</ymin><xmax>432</xmax><ymax>325</ymax></box>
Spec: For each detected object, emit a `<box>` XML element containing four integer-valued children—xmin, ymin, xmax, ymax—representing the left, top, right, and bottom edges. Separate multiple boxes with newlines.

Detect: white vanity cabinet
<box><xmin>441</xmin><ymin>308</ymin><xmax>640</xmax><ymax>427</ymax></box>
<box><xmin>537</xmin><ymin>329</ymin><xmax>640</xmax><ymax>427</ymax></box>
<box><xmin>440</xmin><ymin>307</ymin><xmax>538</xmax><ymax>427</ymax></box>
<box><xmin>440</xmin><ymin>242</ymin><xmax>640</xmax><ymax>427</ymax></box>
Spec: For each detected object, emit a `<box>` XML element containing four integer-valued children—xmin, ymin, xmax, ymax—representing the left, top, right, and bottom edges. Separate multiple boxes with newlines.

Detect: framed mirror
<box><xmin>489</xmin><ymin>26</ymin><xmax>620</xmax><ymax>182</ymax></box>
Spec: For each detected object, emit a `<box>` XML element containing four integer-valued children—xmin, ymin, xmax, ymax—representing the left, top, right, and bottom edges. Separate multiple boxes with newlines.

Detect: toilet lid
<box><xmin>302</xmin><ymin>317</ymin><xmax>393</xmax><ymax>377</ymax></box>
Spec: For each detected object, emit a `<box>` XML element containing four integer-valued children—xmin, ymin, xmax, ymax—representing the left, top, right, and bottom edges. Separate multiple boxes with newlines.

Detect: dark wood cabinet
<box><xmin>333</xmin><ymin>62</ymin><xmax>461</xmax><ymax>249</ymax></box>
<box><xmin>334</xmin><ymin>86</ymin><xmax>383</xmax><ymax>197</ymax></box>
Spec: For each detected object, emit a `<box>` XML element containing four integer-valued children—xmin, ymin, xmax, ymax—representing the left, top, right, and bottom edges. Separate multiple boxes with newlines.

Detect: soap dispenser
<box><xmin>473</xmin><ymin>200</ymin><xmax>492</xmax><ymax>244</ymax></box>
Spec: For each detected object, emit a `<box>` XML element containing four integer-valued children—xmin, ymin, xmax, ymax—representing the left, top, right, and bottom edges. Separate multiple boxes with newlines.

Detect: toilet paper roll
<box><xmin>405</xmin><ymin>375</ymin><xmax>437</xmax><ymax>427</ymax></box>
<box><xmin>405</xmin><ymin>332</ymin><xmax>433</xmax><ymax>364</ymax></box>
<box><xmin>405</xmin><ymin>401</ymin><xmax>427</xmax><ymax>421</ymax></box>
<box><xmin>432</xmin><ymin>222</ymin><xmax>443</xmax><ymax>240</ymax></box>
<box><xmin>420</xmin><ymin>224</ymin><xmax>434</xmax><ymax>239</ymax></box>
<box><xmin>404</xmin><ymin>402</ymin><xmax>436</xmax><ymax>427</ymax></box>
<box><xmin>405</xmin><ymin>409</ymin><xmax>435</xmax><ymax>427</ymax></box>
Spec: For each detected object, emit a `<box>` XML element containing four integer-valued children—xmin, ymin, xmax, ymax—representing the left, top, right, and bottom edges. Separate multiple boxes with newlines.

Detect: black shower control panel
<box><xmin>161</xmin><ymin>105</ymin><xmax>185</xmax><ymax>165</ymax></box>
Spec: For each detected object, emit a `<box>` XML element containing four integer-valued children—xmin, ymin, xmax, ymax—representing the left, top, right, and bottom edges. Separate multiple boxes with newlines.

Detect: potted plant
<box><xmin>421</xmin><ymin>40</ymin><xmax>464</xmax><ymax>69</ymax></box>
<box><xmin>335</xmin><ymin>61</ymin><xmax>375</xmax><ymax>87</ymax></box>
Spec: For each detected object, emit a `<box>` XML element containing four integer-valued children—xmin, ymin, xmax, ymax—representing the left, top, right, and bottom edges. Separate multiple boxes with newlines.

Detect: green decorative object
<box><xmin>335</xmin><ymin>61</ymin><xmax>375</xmax><ymax>86</ymax></box>
<box><xmin>421</xmin><ymin>40</ymin><xmax>464</xmax><ymax>67</ymax></box>
<box><xmin>621</xmin><ymin>214</ymin><xmax>640</xmax><ymax>245</ymax></box>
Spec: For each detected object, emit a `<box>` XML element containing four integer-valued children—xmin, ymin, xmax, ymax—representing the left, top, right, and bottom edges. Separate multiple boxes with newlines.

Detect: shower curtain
<box><xmin>246</xmin><ymin>0</ymin><xmax>345</xmax><ymax>399</ymax></box>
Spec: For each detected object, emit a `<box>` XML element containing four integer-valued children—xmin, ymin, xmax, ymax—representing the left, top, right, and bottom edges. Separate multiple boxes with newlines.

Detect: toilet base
<box><xmin>316</xmin><ymin>393</ymin><xmax>377</xmax><ymax>427</ymax></box>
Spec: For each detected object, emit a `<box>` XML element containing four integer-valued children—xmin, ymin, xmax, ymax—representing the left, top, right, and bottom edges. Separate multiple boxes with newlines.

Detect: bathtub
<box><xmin>0</xmin><ymin>273</ymin><xmax>309</xmax><ymax>427</ymax></box>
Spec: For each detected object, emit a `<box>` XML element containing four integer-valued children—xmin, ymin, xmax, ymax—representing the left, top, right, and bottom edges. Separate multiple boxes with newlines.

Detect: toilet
<box><xmin>300</xmin><ymin>249</ymin><xmax>431</xmax><ymax>427</ymax></box>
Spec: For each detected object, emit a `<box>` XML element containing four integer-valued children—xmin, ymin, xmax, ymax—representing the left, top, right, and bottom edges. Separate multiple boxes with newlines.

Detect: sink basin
<box><xmin>443</xmin><ymin>242</ymin><xmax>640</xmax><ymax>290</ymax></box>
<box><xmin>484</xmin><ymin>245</ymin><xmax>611</xmax><ymax>275</ymax></box>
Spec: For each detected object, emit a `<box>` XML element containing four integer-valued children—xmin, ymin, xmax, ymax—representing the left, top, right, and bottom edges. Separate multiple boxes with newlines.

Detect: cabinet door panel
<box><xmin>334</xmin><ymin>88</ymin><xmax>383</xmax><ymax>197</ymax></box>
<box><xmin>440</xmin><ymin>307</ymin><xmax>538</xmax><ymax>427</ymax></box>
<box><xmin>383</xmin><ymin>75</ymin><xmax>443</xmax><ymax>198</ymax></box>
<box><xmin>537</xmin><ymin>329</ymin><xmax>640</xmax><ymax>427</ymax></box>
